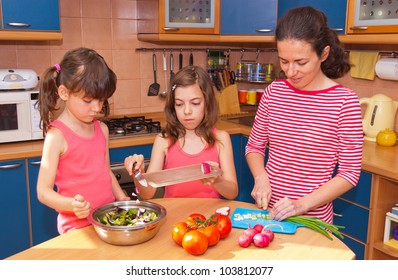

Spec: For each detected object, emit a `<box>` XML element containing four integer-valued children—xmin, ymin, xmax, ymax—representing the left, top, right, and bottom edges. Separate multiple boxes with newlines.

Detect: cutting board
<box><xmin>231</xmin><ymin>207</ymin><xmax>302</xmax><ymax>234</ymax></box>
<box><xmin>141</xmin><ymin>163</ymin><xmax>223</xmax><ymax>188</ymax></box>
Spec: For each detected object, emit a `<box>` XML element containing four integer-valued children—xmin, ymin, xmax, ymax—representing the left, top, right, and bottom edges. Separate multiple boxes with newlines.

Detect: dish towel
<box><xmin>349</xmin><ymin>51</ymin><xmax>380</xmax><ymax>80</ymax></box>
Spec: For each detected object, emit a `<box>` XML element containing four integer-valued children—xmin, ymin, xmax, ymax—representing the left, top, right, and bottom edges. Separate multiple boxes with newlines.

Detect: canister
<box><xmin>265</xmin><ymin>63</ymin><xmax>274</xmax><ymax>82</ymax></box>
<box><xmin>246</xmin><ymin>89</ymin><xmax>257</xmax><ymax>105</ymax></box>
<box><xmin>238</xmin><ymin>89</ymin><xmax>248</xmax><ymax>103</ymax></box>
<box><xmin>236</xmin><ymin>62</ymin><xmax>245</xmax><ymax>81</ymax></box>
<box><xmin>256</xmin><ymin>89</ymin><xmax>264</xmax><ymax>104</ymax></box>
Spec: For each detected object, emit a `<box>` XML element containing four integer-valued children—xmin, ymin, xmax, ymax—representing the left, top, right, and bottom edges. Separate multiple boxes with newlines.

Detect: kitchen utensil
<box><xmin>179</xmin><ymin>50</ymin><xmax>183</xmax><ymax>70</ymax></box>
<box><xmin>133</xmin><ymin>162</ymin><xmax>148</xmax><ymax>189</ymax></box>
<box><xmin>189</xmin><ymin>51</ymin><xmax>194</xmax><ymax>66</ymax></box>
<box><xmin>148</xmin><ymin>53</ymin><xmax>160</xmax><ymax>96</ymax></box>
<box><xmin>88</xmin><ymin>200</ymin><xmax>167</xmax><ymax>245</ymax></box>
<box><xmin>141</xmin><ymin>163</ymin><xmax>223</xmax><ymax>188</ymax></box>
<box><xmin>360</xmin><ymin>94</ymin><xmax>398</xmax><ymax>141</ymax></box>
<box><xmin>160</xmin><ymin>52</ymin><xmax>168</xmax><ymax>97</ymax></box>
<box><xmin>170</xmin><ymin>53</ymin><xmax>175</xmax><ymax>81</ymax></box>
<box><xmin>231</xmin><ymin>207</ymin><xmax>302</xmax><ymax>234</ymax></box>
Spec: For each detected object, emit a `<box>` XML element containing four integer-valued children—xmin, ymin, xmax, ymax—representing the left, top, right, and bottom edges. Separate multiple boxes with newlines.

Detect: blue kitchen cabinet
<box><xmin>0</xmin><ymin>160</ymin><xmax>30</xmax><ymax>259</ymax></box>
<box><xmin>110</xmin><ymin>144</ymin><xmax>153</xmax><ymax>164</ymax></box>
<box><xmin>220</xmin><ymin>0</ymin><xmax>277</xmax><ymax>35</ymax></box>
<box><xmin>333</xmin><ymin>171</ymin><xmax>372</xmax><ymax>260</ymax></box>
<box><xmin>27</xmin><ymin>157</ymin><xmax>59</xmax><ymax>246</ymax></box>
<box><xmin>277</xmin><ymin>0</ymin><xmax>347</xmax><ymax>34</ymax></box>
<box><xmin>1</xmin><ymin>0</ymin><xmax>60</xmax><ymax>31</ymax></box>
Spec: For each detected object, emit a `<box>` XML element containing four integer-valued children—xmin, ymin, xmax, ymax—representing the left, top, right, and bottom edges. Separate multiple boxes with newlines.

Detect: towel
<box><xmin>349</xmin><ymin>51</ymin><xmax>380</xmax><ymax>80</ymax></box>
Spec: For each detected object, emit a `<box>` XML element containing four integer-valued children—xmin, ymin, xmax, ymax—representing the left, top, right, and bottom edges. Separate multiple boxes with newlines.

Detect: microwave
<box><xmin>0</xmin><ymin>90</ymin><xmax>43</xmax><ymax>143</ymax></box>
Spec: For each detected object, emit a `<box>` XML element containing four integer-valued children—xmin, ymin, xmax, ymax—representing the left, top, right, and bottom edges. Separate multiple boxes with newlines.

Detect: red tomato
<box><xmin>182</xmin><ymin>230</ymin><xmax>208</xmax><ymax>255</ymax></box>
<box><xmin>185</xmin><ymin>213</ymin><xmax>206</xmax><ymax>229</ymax></box>
<box><xmin>198</xmin><ymin>225</ymin><xmax>220</xmax><ymax>246</ymax></box>
<box><xmin>171</xmin><ymin>221</ymin><xmax>189</xmax><ymax>246</ymax></box>
<box><xmin>215</xmin><ymin>214</ymin><xmax>232</xmax><ymax>239</ymax></box>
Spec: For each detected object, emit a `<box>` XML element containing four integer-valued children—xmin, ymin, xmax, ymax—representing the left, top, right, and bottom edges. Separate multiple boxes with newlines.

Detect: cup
<box><xmin>238</xmin><ymin>90</ymin><xmax>248</xmax><ymax>103</ymax></box>
<box><xmin>256</xmin><ymin>89</ymin><xmax>264</xmax><ymax>104</ymax></box>
<box><xmin>246</xmin><ymin>89</ymin><xmax>257</xmax><ymax>105</ymax></box>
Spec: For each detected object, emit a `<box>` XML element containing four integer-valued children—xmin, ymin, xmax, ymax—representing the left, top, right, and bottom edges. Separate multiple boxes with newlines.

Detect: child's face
<box><xmin>66</xmin><ymin>90</ymin><xmax>104</xmax><ymax>123</ymax></box>
<box><xmin>174</xmin><ymin>82</ymin><xmax>205</xmax><ymax>131</ymax></box>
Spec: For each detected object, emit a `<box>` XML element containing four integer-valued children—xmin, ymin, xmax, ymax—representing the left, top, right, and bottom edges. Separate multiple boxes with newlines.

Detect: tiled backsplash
<box><xmin>0</xmin><ymin>0</ymin><xmax>396</xmax><ymax>131</ymax></box>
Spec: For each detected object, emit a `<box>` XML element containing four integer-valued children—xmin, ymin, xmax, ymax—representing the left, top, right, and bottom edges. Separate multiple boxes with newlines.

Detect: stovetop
<box><xmin>103</xmin><ymin>116</ymin><xmax>161</xmax><ymax>139</ymax></box>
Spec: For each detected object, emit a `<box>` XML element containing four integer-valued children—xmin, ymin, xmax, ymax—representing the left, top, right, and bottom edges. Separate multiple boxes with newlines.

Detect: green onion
<box><xmin>285</xmin><ymin>215</ymin><xmax>345</xmax><ymax>240</ymax></box>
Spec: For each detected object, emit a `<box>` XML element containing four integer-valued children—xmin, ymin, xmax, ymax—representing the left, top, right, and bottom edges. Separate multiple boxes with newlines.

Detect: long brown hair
<box><xmin>38</xmin><ymin>47</ymin><xmax>117</xmax><ymax>135</ymax></box>
<box><xmin>163</xmin><ymin>65</ymin><xmax>219</xmax><ymax>147</ymax></box>
<box><xmin>276</xmin><ymin>6</ymin><xmax>350</xmax><ymax>79</ymax></box>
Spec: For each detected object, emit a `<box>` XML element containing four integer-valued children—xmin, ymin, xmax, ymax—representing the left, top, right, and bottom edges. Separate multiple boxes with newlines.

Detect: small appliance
<box><xmin>360</xmin><ymin>94</ymin><xmax>398</xmax><ymax>142</ymax></box>
<box><xmin>0</xmin><ymin>69</ymin><xmax>39</xmax><ymax>90</ymax></box>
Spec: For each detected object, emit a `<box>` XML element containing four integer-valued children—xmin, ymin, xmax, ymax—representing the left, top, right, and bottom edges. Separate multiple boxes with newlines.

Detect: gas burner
<box><xmin>104</xmin><ymin>116</ymin><xmax>161</xmax><ymax>139</ymax></box>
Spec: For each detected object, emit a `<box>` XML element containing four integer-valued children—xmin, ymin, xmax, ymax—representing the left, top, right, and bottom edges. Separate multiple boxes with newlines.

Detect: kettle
<box><xmin>360</xmin><ymin>94</ymin><xmax>398</xmax><ymax>142</ymax></box>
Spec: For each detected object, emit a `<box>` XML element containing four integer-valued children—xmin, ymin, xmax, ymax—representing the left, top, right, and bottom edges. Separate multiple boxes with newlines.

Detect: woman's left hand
<box><xmin>271</xmin><ymin>197</ymin><xmax>301</xmax><ymax>221</ymax></box>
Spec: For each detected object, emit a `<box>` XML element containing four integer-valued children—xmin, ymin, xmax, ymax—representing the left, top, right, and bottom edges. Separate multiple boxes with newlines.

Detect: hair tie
<box><xmin>54</xmin><ymin>64</ymin><xmax>61</xmax><ymax>72</ymax></box>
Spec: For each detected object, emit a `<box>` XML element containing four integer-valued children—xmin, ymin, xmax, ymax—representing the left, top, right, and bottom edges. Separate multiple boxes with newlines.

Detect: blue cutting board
<box><xmin>231</xmin><ymin>207</ymin><xmax>302</xmax><ymax>234</ymax></box>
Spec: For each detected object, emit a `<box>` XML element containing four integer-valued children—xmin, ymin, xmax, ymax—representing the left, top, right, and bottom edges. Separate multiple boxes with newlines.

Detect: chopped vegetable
<box><xmin>201</xmin><ymin>162</ymin><xmax>211</xmax><ymax>174</ymax></box>
<box><xmin>97</xmin><ymin>207</ymin><xmax>159</xmax><ymax>226</ymax></box>
<box><xmin>216</xmin><ymin>206</ymin><xmax>230</xmax><ymax>216</ymax></box>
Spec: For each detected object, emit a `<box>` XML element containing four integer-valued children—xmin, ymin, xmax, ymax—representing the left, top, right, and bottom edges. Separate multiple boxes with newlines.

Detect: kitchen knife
<box><xmin>141</xmin><ymin>163</ymin><xmax>222</xmax><ymax>188</ymax></box>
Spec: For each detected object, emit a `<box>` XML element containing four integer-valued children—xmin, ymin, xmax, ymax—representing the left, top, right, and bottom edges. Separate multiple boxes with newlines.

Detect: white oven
<box><xmin>0</xmin><ymin>90</ymin><xmax>43</xmax><ymax>143</ymax></box>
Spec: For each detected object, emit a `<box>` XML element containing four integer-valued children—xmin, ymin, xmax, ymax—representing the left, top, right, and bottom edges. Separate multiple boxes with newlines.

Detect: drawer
<box><xmin>333</xmin><ymin>198</ymin><xmax>369</xmax><ymax>243</ymax></box>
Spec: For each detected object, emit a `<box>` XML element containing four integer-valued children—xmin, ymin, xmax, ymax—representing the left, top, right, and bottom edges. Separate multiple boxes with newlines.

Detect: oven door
<box><xmin>0</xmin><ymin>91</ymin><xmax>32</xmax><ymax>143</ymax></box>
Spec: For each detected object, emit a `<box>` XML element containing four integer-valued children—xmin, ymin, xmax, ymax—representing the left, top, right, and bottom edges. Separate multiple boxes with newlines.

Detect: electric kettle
<box><xmin>360</xmin><ymin>94</ymin><xmax>398</xmax><ymax>141</ymax></box>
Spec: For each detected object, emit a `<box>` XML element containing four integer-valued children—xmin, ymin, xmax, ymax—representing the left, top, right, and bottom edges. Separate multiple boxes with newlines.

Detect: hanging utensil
<box><xmin>189</xmin><ymin>50</ymin><xmax>194</xmax><ymax>66</ymax></box>
<box><xmin>170</xmin><ymin>52</ymin><xmax>175</xmax><ymax>82</ymax></box>
<box><xmin>179</xmin><ymin>49</ymin><xmax>183</xmax><ymax>70</ymax></box>
<box><xmin>148</xmin><ymin>53</ymin><xmax>160</xmax><ymax>96</ymax></box>
<box><xmin>160</xmin><ymin>51</ymin><xmax>168</xmax><ymax>97</ymax></box>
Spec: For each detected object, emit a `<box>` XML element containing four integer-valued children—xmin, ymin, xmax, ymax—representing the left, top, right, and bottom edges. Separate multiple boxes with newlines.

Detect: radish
<box><xmin>215</xmin><ymin>206</ymin><xmax>230</xmax><ymax>216</ymax></box>
<box><xmin>253</xmin><ymin>233</ymin><xmax>270</xmax><ymax>248</ymax></box>
<box><xmin>253</xmin><ymin>223</ymin><xmax>264</xmax><ymax>233</ymax></box>
<box><xmin>244</xmin><ymin>225</ymin><xmax>257</xmax><ymax>239</ymax></box>
<box><xmin>238</xmin><ymin>233</ymin><xmax>252</xmax><ymax>248</ymax></box>
<box><xmin>201</xmin><ymin>162</ymin><xmax>211</xmax><ymax>174</ymax></box>
<box><xmin>262</xmin><ymin>228</ymin><xmax>274</xmax><ymax>242</ymax></box>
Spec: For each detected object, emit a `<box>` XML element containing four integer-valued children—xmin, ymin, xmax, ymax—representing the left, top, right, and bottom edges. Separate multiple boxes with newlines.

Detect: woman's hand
<box><xmin>251</xmin><ymin>171</ymin><xmax>272</xmax><ymax>210</ymax></box>
<box><xmin>72</xmin><ymin>194</ymin><xmax>91</xmax><ymax>219</ymax></box>
<box><xmin>271</xmin><ymin>197</ymin><xmax>301</xmax><ymax>221</ymax></box>
<box><xmin>124</xmin><ymin>154</ymin><xmax>145</xmax><ymax>176</ymax></box>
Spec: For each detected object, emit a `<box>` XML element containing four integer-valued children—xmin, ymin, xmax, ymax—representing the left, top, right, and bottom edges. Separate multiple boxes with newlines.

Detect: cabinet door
<box><xmin>235</xmin><ymin>135</ymin><xmax>255</xmax><ymax>203</ymax></box>
<box><xmin>28</xmin><ymin>157</ymin><xmax>59</xmax><ymax>245</ymax></box>
<box><xmin>278</xmin><ymin>0</ymin><xmax>347</xmax><ymax>34</ymax></box>
<box><xmin>221</xmin><ymin>0</ymin><xmax>277</xmax><ymax>35</ymax></box>
<box><xmin>110</xmin><ymin>145</ymin><xmax>153</xmax><ymax>164</ymax></box>
<box><xmin>0</xmin><ymin>160</ymin><xmax>30</xmax><ymax>259</ymax></box>
<box><xmin>347</xmin><ymin>0</ymin><xmax>398</xmax><ymax>34</ymax></box>
<box><xmin>1</xmin><ymin>0</ymin><xmax>60</xmax><ymax>31</ymax></box>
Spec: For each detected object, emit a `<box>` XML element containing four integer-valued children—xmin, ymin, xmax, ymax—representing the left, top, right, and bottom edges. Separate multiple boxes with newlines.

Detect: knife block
<box><xmin>217</xmin><ymin>84</ymin><xmax>241</xmax><ymax>115</ymax></box>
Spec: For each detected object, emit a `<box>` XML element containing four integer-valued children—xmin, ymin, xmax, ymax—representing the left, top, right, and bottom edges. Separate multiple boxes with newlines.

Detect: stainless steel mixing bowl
<box><xmin>88</xmin><ymin>200</ymin><xmax>167</xmax><ymax>245</ymax></box>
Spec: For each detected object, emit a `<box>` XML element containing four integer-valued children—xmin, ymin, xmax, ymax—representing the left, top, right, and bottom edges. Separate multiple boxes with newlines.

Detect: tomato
<box><xmin>215</xmin><ymin>214</ymin><xmax>232</xmax><ymax>239</ymax></box>
<box><xmin>185</xmin><ymin>213</ymin><xmax>206</xmax><ymax>229</ymax></box>
<box><xmin>171</xmin><ymin>221</ymin><xmax>189</xmax><ymax>246</ymax></box>
<box><xmin>198</xmin><ymin>225</ymin><xmax>220</xmax><ymax>246</ymax></box>
<box><xmin>182</xmin><ymin>230</ymin><xmax>209</xmax><ymax>255</ymax></box>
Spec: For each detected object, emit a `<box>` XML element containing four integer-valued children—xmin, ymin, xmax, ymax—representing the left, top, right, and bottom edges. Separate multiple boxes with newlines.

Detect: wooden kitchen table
<box><xmin>6</xmin><ymin>198</ymin><xmax>355</xmax><ymax>260</ymax></box>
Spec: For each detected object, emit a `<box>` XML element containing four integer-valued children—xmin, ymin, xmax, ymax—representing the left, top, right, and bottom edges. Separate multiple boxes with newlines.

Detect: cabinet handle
<box><xmin>331</xmin><ymin>28</ymin><xmax>343</xmax><ymax>32</ymax></box>
<box><xmin>163</xmin><ymin>27</ymin><xmax>180</xmax><ymax>31</ymax></box>
<box><xmin>333</xmin><ymin>212</ymin><xmax>343</xmax><ymax>217</ymax></box>
<box><xmin>255</xmin><ymin>29</ymin><xmax>273</xmax><ymax>33</ymax></box>
<box><xmin>350</xmin><ymin>26</ymin><xmax>368</xmax><ymax>30</ymax></box>
<box><xmin>30</xmin><ymin>161</ymin><xmax>41</xmax><ymax>165</ymax></box>
<box><xmin>0</xmin><ymin>163</ymin><xmax>22</xmax><ymax>169</ymax></box>
<box><xmin>7</xmin><ymin>22</ymin><xmax>31</xmax><ymax>27</ymax></box>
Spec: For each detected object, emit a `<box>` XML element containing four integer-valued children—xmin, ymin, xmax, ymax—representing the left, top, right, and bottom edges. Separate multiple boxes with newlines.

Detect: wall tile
<box><xmin>112</xmin><ymin>19</ymin><xmax>138</xmax><ymax>50</ymax></box>
<box><xmin>0</xmin><ymin>48</ymin><xmax>17</xmax><ymax>69</ymax></box>
<box><xmin>81</xmin><ymin>18</ymin><xmax>112</xmax><ymax>50</ymax></box>
<box><xmin>50</xmin><ymin>17</ymin><xmax>83</xmax><ymax>50</ymax></box>
<box><xmin>59</xmin><ymin>0</ymin><xmax>81</xmax><ymax>17</ymax></box>
<box><xmin>112</xmin><ymin>0</ymin><xmax>137</xmax><ymax>19</ymax></box>
<box><xmin>82</xmin><ymin>0</ymin><xmax>111</xmax><ymax>18</ymax></box>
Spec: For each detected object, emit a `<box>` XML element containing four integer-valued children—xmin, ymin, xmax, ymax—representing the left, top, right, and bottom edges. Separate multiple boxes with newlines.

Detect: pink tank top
<box><xmin>163</xmin><ymin>130</ymin><xmax>220</xmax><ymax>198</ymax></box>
<box><xmin>51</xmin><ymin>120</ymin><xmax>115</xmax><ymax>234</ymax></box>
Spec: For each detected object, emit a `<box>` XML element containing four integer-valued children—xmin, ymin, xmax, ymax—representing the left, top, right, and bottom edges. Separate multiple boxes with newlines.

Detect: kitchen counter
<box><xmin>0</xmin><ymin>116</ymin><xmax>397</xmax><ymax>181</ymax></box>
<box><xmin>6</xmin><ymin>198</ymin><xmax>355</xmax><ymax>260</ymax></box>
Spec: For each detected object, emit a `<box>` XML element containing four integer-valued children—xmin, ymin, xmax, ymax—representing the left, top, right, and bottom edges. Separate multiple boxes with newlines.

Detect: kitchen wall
<box><xmin>0</xmin><ymin>0</ymin><xmax>397</xmax><ymax>131</ymax></box>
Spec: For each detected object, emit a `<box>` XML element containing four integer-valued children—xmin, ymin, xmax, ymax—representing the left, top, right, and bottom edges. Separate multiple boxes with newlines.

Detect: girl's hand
<box><xmin>271</xmin><ymin>197</ymin><xmax>300</xmax><ymax>221</ymax></box>
<box><xmin>72</xmin><ymin>194</ymin><xmax>91</xmax><ymax>219</ymax></box>
<box><xmin>251</xmin><ymin>171</ymin><xmax>272</xmax><ymax>210</ymax></box>
<box><xmin>124</xmin><ymin>154</ymin><xmax>145</xmax><ymax>176</ymax></box>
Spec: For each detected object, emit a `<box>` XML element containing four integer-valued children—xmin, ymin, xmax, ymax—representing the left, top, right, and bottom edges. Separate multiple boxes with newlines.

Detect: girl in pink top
<box><xmin>125</xmin><ymin>66</ymin><xmax>238</xmax><ymax>200</ymax></box>
<box><xmin>36</xmin><ymin>48</ymin><xmax>129</xmax><ymax>234</ymax></box>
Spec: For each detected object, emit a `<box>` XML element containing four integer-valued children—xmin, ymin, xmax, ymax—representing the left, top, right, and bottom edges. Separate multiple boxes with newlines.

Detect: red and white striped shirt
<box><xmin>245</xmin><ymin>79</ymin><xmax>363</xmax><ymax>223</ymax></box>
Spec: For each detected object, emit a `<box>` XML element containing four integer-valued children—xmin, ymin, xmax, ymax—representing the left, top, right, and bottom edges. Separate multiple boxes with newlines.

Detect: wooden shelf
<box><xmin>0</xmin><ymin>30</ymin><xmax>62</xmax><ymax>41</ymax></box>
<box><xmin>373</xmin><ymin>241</ymin><xmax>398</xmax><ymax>259</ymax></box>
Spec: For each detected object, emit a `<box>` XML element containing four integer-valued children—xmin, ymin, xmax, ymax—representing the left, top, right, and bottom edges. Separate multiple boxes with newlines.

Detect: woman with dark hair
<box><xmin>246</xmin><ymin>6</ymin><xmax>363</xmax><ymax>223</ymax></box>
<box><xmin>125</xmin><ymin>66</ymin><xmax>238</xmax><ymax>200</ymax></box>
